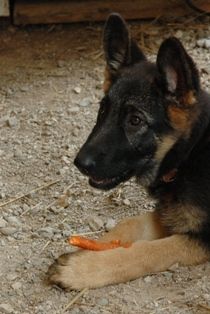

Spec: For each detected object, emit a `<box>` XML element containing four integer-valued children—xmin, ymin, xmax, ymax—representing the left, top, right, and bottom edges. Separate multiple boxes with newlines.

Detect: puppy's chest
<box><xmin>157</xmin><ymin>199</ymin><xmax>207</xmax><ymax>234</ymax></box>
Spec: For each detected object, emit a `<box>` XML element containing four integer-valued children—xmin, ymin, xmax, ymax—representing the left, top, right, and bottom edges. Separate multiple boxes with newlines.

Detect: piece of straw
<box><xmin>0</xmin><ymin>180</ymin><xmax>60</xmax><ymax>208</ymax></box>
<box><xmin>62</xmin><ymin>288</ymin><xmax>88</xmax><ymax>313</ymax></box>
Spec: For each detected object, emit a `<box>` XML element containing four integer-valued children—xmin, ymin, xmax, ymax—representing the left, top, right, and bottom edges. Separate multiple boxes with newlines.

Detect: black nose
<box><xmin>74</xmin><ymin>154</ymin><xmax>96</xmax><ymax>175</ymax></box>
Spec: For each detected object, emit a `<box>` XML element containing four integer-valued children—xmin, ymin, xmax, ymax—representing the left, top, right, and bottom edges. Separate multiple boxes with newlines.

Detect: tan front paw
<box><xmin>47</xmin><ymin>250</ymin><xmax>114</xmax><ymax>290</ymax></box>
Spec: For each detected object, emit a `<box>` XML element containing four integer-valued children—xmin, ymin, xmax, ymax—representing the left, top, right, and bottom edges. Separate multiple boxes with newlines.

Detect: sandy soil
<box><xmin>0</xmin><ymin>19</ymin><xmax>210</xmax><ymax>314</ymax></box>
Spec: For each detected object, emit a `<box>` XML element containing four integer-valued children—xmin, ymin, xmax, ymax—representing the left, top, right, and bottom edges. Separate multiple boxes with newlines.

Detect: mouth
<box><xmin>89</xmin><ymin>171</ymin><xmax>133</xmax><ymax>190</ymax></box>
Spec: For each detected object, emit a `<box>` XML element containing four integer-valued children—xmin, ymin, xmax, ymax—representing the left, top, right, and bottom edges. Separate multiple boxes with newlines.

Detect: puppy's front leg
<box><xmin>48</xmin><ymin>234</ymin><xmax>208</xmax><ymax>290</ymax></box>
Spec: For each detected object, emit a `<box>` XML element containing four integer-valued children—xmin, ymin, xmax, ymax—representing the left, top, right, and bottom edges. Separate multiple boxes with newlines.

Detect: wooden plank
<box><xmin>0</xmin><ymin>0</ymin><xmax>9</xmax><ymax>16</ymax></box>
<box><xmin>13</xmin><ymin>0</ymin><xmax>205</xmax><ymax>25</ymax></box>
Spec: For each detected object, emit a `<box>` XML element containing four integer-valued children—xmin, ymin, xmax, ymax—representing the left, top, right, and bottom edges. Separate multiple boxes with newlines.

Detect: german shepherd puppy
<box><xmin>48</xmin><ymin>14</ymin><xmax>210</xmax><ymax>289</ymax></box>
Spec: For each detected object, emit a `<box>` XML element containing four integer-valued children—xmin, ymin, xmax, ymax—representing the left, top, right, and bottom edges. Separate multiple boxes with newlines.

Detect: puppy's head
<box><xmin>74</xmin><ymin>14</ymin><xmax>200</xmax><ymax>190</ymax></box>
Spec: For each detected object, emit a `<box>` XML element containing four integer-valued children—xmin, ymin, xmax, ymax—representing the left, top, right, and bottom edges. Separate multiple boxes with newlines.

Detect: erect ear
<box><xmin>103</xmin><ymin>13</ymin><xmax>146</xmax><ymax>92</ymax></box>
<box><xmin>156</xmin><ymin>37</ymin><xmax>200</xmax><ymax>101</ymax></box>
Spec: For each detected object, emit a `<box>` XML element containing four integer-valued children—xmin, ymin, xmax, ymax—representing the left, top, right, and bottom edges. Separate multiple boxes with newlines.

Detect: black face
<box><xmin>74</xmin><ymin>14</ymin><xmax>200</xmax><ymax>190</ymax></box>
<box><xmin>74</xmin><ymin>65</ymin><xmax>168</xmax><ymax>190</ymax></box>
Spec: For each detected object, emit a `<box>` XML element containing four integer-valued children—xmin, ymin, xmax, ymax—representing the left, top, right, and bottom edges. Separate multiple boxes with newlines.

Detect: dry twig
<box><xmin>62</xmin><ymin>288</ymin><xmax>88</xmax><ymax>313</ymax></box>
<box><xmin>0</xmin><ymin>180</ymin><xmax>60</xmax><ymax>208</ymax></box>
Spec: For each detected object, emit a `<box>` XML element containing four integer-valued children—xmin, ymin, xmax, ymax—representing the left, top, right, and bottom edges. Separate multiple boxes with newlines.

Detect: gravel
<box><xmin>0</xmin><ymin>19</ymin><xmax>210</xmax><ymax>314</ymax></box>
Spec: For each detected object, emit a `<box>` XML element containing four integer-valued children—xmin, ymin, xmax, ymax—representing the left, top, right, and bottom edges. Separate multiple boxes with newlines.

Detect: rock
<box><xmin>0</xmin><ymin>303</ymin><xmax>14</xmax><ymax>314</ymax></box>
<box><xmin>197</xmin><ymin>38</ymin><xmax>210</xmax><ymax>49</ymax></box>
<box><xmin>0</xmin><ymin>227</ymin><xmax>17</xmax><ymax>236</ymax></box>
<box><xmin>87</xmin><ymin>216</ymin><xmax>104</xmax><ymax>231</ymax></box>
<box><xmin>175</xmin><ymin>30</ymin><xmax>183</xmax><ymax>38</ymax></box>
<box><xmin>144</xmin><ymin>276</ymin><xmax>152</xmax><ymax>283</ymax></box>
<box><xmin>104</xmin><ymin>218</ymin><xmax>116</xmax><ymax>231</ymax></box>
<box><xmin>79</xmin><ymin>97</ymin><xmax>92</xmax><ymax>107</ymax></box>
<box><xmin>57</xmin><ymin>60</ymin><xmax>65</xmax><ymax>68</ymax></box>
<box><xmin>6</xmin><ymin>117</ymin><xmax>18</xmax><ymax>128</ymax></box>
<box><xmin>67</xmin><ymin>106</ymin><xmax>79</xmax><ymax>114</ymax></box>
<box><xmin>57</xmin><ymin>166</ymin><xmax>69</xmax><ymax>176</ymax></box>
<box><xmin>0</xmin><ymin>218</ymin><xmax>7</xmax><ymax>228</ymax></box>
<box><xmin>97</xmin><ymin>298</ymin><xmax>109</xmax><ymax>306</ymax></box>
<box><xmin>20</xmin><ymin>86</ymin><xmax>29</xmax><ymax>92</ymax></box>
<box><xmin>6</xmin><ymin>273</ymin><xmax>18</xmax><ymax>281</ymax></box>
<box><xmin>11</xmin><ymin>282</ymin><xmax>22</xmax><ymax>290</ymax></box>
<box><xmin>57</xmin><ymin>194</ymin><xmax>69</xmax><ymax>208</ymax></box>
<box><xmin>6</xmin><ymin>216</ymin><xmax>21</xmax><ymax>226</ymax></box>
<box><xmin>205</xmin><ymin>39</ymin><xmax>210</xmax><ymax>49</ymax></box>
<box><xmin>37</xmin><ymin>227</ymin><xmax>55</xmax><ymax>238</ymax></box>
<box><xmin>74</xmin><ymin>86</ymin><xmax>81</xmax><ymax>94</ymax></box>
<box><xmin>0</xmin><ymin>192</ymin><xmax>6</xmax><ymax>199</ymax></box>
<box><xmin>123</xmin><ymin>198</ymin><xmax>130</xmax><ymax>206</ymax></box>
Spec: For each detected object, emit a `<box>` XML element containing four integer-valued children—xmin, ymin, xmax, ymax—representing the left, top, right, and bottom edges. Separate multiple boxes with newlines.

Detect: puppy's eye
<box><xmin>129</xmin><ymin>115</ymin><xmax>142</xmax><ymax>126</ymax></box>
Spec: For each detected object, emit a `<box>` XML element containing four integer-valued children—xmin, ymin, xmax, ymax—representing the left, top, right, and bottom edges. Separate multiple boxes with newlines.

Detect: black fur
<box><xmin>74</xmin><ymin>14</ymin><xmax>210</xmax><ymax>249</ymax></box>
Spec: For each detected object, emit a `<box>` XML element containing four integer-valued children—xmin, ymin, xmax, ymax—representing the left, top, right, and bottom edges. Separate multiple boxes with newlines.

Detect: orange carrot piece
<box><xmin>68</xmin><ymin>236</ymin><xmax>131</xmax><ymax>251</ymax></box>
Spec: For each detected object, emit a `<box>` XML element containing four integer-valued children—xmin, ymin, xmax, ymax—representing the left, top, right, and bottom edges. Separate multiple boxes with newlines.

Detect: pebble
<box><xmin>97</xmin><ymin>298</ymin><xmax>109</xmax><ymax>306</ymax></box>
<box><xmin>104</xmin><ymin>218</ymin><xmax>116</xmax><ymax>231</ymax></box>
<box><xmin>37</xmin><ymin>227</ymin><xmax>55</xmax><ymax>238</ymax></box>
<box><xmin>11</xmin><ymin>282</ymin><xmax>22</xmax><ymax>290</ymax></box>
<box><xmin>123</xmin><ymin>198</ymin><xmax>130</xmax><ymax>206</ymax></box>
<box><xmin>0</xmin><ymin>227</ymin><xmax>17</xmax><ymax>236</ymax></box>
<box><xmin>87</xmin><ymin>216</ymin><xmax>104</xmax><ymax>231</ymax></box>
<box><xmin>68</xmin><ymin>106</ymin><xmax>80</xmax><ymax>114</ymax></box>
<box><xmin>57</xmin><ymin>60</ymin><xmax>65</xmax><ymax>68</ymax></box>
<box><xmin>5</xmin><ymin>216</ymin><xmax>21</xmax><ymax>226</ymax></box>
<box><xmin>74</xmin><ymin>86</ymin><xmax>81</xmax><ymax>94</ymax></box>
<box><xmin>0</xmin><ymin>303</ymin><xmax>14</xmax><ymax>314</ymax></box>
<box><xmin>144</xmin><ymin>276</ymin><xmax>152</xmax><ymax>283</ymax></box>
<box><xmin>20</xmin><ymin>86</ymin><xmax>29</xmax><ymax>92</ymax></box>
<box><xmin>197</xmin><ymin>38</ymin><xmax>210</xmax><ymax>49</ymax></box>
<box><xmin>6</xmin><ymin>117</ymin><xmax>18</xmax><ymax>128</ymax></box>
<box><xmin>0</xmin><ymin>218</ymin><xmax>7</xmax><ymax>228</ymax></box>
<box><xmin>6</xmin><ymin>273</ymin><xmax>18</xmax><ymax>281</ymax></box>
<box><xmin>57</xmin><ymin>194</ymin><xmax>69</xmax><ymax>208</ymax></box>
<box><xmin>79</xmin><ymin>97</ymin><xmax>92</xmax><ymax>107</ymax></box>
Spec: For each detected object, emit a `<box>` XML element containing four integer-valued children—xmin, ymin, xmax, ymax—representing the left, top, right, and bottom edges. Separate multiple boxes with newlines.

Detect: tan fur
<box><xmin>167</xmin><ymin>90</ymin><xmax>198</xmax><ymax>134</ymax></box>
<box><xmin>48</xmin><ymin>233</ymin><xmax>208</xmax><ymax>289</ymax></box>
<box><xmin>155</xmin><ymin>134</ymin><xmax>177</xmax><ymax>162</ymax></box>
<box><xmin>103</xmin><ymin>66</ymin><xmax>112</xmax><ymax>93</ymax></box>
<box><xmin>101</xmin><ymin>212</ymin><xmax>167</xmax><ymax>243</ymax></box>
<box><xmin>48</xmin><ymin>211</ymin><xmax>209</xmax><ymax>289</ymax></box>
<box><xmin>182</xmin><ymin>90</ymin><xmax>197</xmax><ymax>106</ymax></box>
<box><xmin>158</xmin><ymin>202</ymin><xmax>207</xmax><ymax>234</ymax></box>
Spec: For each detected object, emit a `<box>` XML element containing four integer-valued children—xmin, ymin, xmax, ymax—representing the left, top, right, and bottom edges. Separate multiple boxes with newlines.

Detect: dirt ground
<box><xmin>1</xmin><ymin>18</ymin><xmax>210</xmax><ymax>314</ymax></box>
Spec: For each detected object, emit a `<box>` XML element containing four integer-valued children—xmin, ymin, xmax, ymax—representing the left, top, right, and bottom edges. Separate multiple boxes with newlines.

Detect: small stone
<box><xmin>197</xmin><ymin>38</ymin><xmax>210</xmax><ymax>49</ymax></box>
<box><xmin>97</xmin><ymin>298</ymin><xmax>109</xmax><ymax>306</ymax></box>
<box><xmin>57</xmin><ymin>166</ymin><xmax>69</xmax><ymax>176</ymax></box>
<box><xmin>87</xmin><ymin>216</ymin><xmax>104</xmax><ymax>231</ymax></box>
<box><xmin>144</xmin><ymin>276</ymin><xmax>152</xmax><ymax>283</ymax></box>
<box><xmin>162</xmin><ymin>271</ymin><xmax>173</xmax><ymax>279</ymax></box>
<box><xmin>37</xmin><ymin>227</ymin><xmax>55</xmax><ymax>238</ymax></box>
<box><xmin>57</xmin><ymin>194</ymin><xmax>69</xmax><ymax>208</ymax></box>
<box><xmin>0</xmin><ymin>192</ymin><xmax>6</xmax><ymax>199</ymax></box>
<box><xmin>68</xmin><ymin>106</ymin><xmax>79</xmax><ymax>114</ymax></box>
<box><xmin>104</xmin><ymin>218</ymin><xmax>116</xmax><ymax>231</ymax></box>
<box><xmin>57</xmin><ymin>60</ymin><xmax>65</xmax><ymax>68</ymax></box>
<box><xmin>6</xmin><ymin>273</ymin><xmax>18</xmax><ymax>281</ymax></box>
<box><xmin>123</xmin><ymin>198</ymin><xmax>130</xmax><ymax>206</ymax></box>
<box><xmin>6</xmin><ymin>216</ymin><xmax>21</xmax><ymax>226</ymax></box>
<box><xmin>0</xmin><ymin>227</ymin><xmax>17</xmax><ymax>236</ymax></box>
<box><xmin>74</xmin><ymin>86</ymin><xmax>81</xmax><ymax>94</ymax></box>
<box><xmin>0</xmin><ymin>218</ymin><xmax>7</xmax><ymax>228</ymax></box>
<box><xmin>175</xmin><ymin>30</ymin><xmax>183</xmax><ymax>38</ymax></box>
<box><xmin>20</xmin><ymin>86</ymin><xmax>29</xmax><ymax>92</ymax></box>
<box><xmin>0</xmin><ymin>303</ymin><xmax>14</xmax><ymax>313</ymax></box>
<box><xmin>79</xmin><ymin>97</ymin><xmax>92</xmax><ymax>107</ymax></box>
<box><xmin>205</xmin><ymin>39</ymin><xmax>210</xmax><ymax>49</ymax></box>
<box><xmin>11</xmin><ymin>282</ymin><xmax>22</xmax><ymax>290</ymax></box>
<box><xmin>6</xmin><ymin>117</ymin><xmax>18</xmax><ymax>128</ymax></box>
